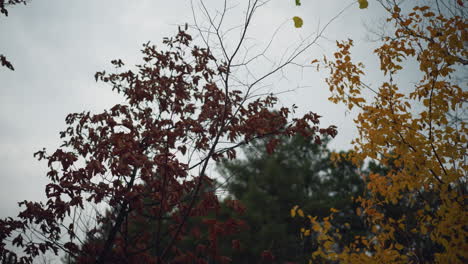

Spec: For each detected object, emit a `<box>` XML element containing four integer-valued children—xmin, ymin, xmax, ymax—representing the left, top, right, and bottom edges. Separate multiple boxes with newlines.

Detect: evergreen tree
<box><xmin>216</xmin><ymin>136</ymin><xmax>366</xmax><ymax>263</ymax></box>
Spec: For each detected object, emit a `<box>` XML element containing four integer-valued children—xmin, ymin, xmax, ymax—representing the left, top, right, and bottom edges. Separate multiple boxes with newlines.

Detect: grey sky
<box><xmin>0</xmin><ymin>0</ymin><xmax>389</xmax><ymax>247</ymax></box>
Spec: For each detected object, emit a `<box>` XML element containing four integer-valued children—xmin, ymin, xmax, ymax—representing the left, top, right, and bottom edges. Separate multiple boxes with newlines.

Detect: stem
<box><xmin>96</xmin><ymin>167</ymin><xmax>138</xmax><ymax>264</ymax></box>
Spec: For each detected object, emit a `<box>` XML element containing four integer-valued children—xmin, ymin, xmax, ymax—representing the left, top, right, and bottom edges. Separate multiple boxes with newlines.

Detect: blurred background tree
<box><xmin>215</xmin><ymin>135</ymin><xmax>366</xmax><ymax>263</ymax></box>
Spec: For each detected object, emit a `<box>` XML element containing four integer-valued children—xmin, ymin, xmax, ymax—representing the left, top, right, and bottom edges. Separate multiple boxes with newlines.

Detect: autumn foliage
<box><xmin>0</xmin><ymin>26</ymin><xmax>336</xmax><ymax>263</ymax></box>
<box><xmin>2</xmin><ymin>1</ymin><xmax>466</xmax><ymax>263</ymax></box>
<box><xmin>295</xmin><ymin>1</ymin><xmax>467</xmax><ymax>263</ymax></box>
<box><xmin>1</xmin><ymin>0</ymin><xmax>30</xmax><ymax>71</ymax></box>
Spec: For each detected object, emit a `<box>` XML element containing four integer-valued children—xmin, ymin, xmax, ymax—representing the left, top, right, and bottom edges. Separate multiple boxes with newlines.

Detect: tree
<box><xmin>0</xmin><ymin>1</ymin><xmax>340</xmax><ymax>263</ymax></box>
<box><xmin>295</xmin><ymin>0</ymin><xmax>467</xmax><ymax>263</ymax></box>
<box><xmin>216</xmin><ymin>136</ymin><xmax>366</xmax><ymax>263</ymax></box>
<box><xmin>64</xmin><ymin>135</ymin><xmax>367</xmax><ymax>264</ymax></box>
<box><xmin>0</xmin><ymin>0</ymin><xmax>28</xmax><ymax>16</ymax></box>
<box><xmin>60</xmin><ymin>169</ymin><xmax>248</xmax><ymax>264</ymax></box>
<box><xmin>0</xmin><ymin>0</ymin><xmax>30</xmax><ymax>71</ymax></box>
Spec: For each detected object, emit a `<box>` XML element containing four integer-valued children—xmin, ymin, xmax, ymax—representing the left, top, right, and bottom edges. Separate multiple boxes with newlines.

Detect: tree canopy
<box><xmin>1</xmin><ymin>0</ymin><xmax>466</xmax><ymax>263</ymax></box>
<box><xmin>0</xmin><ymin>4</ymin><xmax>337</xmax><ymax>263</ymax></box>
<box><xmin>295</xmin><ymin>1</ymin><xmax>467</xmax><ymax>263</ymax></box>
<box><xmin>217</xmin><ymin>136</ymin><xmax>366</xmax><ymax>263</ymax></box>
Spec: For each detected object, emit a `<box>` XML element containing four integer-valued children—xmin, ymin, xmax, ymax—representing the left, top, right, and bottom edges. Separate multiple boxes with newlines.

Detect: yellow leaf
<box><xmin>298</xmin><ymin>209</ymin><xmax>305</xmax><ymax>217</ymax></box>
<box><xmin>291</xmin><ymin>205</ymin><xmax>299</xmax><ymax>217</ymax></box>
<box><xmin>324</xmin><ymin>240</ymin><xmax>333</xmax><ymax>249</ymax></box>
<box><xmin>293</xmin><ymin>16</ymin><xmax>303</xmax><ymax>28</ymax></box>
<box><xmin>358</xmin><ymin>0</ymin><xmax>369</xmax><ymax>9</ymax></box>
<box><xmin>421</xmin><ymin>225</ymin><xmax>428</xmax><ymax>235</ymax></box>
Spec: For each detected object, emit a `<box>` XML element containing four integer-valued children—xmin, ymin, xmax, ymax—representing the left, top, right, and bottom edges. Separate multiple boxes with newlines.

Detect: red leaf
<box><xmin>261</xmin><ymin>250</ymin><xmax>275</xmax><ymax>261</ymax></box>
<box><xmin>232</xmin><ymin>239</ymin><xmax>241</xmax><ymax>250</ymax></box>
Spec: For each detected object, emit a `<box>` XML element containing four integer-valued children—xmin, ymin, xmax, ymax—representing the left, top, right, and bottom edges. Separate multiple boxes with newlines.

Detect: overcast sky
<box><xmin>0</xmin><ymin>0</ymin><xmax>390</xmax><ymax>230</ymax></box>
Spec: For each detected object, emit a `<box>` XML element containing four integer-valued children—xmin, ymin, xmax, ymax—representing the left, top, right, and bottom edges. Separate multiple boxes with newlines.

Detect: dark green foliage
<box><xmin>216</xmin><ymin>136</ymin><xmax>366</xmax><ymax>263</ymax></box>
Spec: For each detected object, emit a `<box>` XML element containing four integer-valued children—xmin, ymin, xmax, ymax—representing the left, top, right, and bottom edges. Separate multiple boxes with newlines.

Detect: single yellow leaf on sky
<box><xmin>358</xmin><ymin>0</ymin><xmax>369</xmax><ymax>9</ymax></box>
<box><xmin>293</xmin><ymin>16</ymin><xmax>303</xmax><ymax>28</ymax></box>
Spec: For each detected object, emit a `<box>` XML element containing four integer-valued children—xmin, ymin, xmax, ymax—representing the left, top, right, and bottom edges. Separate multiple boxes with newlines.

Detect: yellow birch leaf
<box><xmin>291</xmin><ymin>205</ymin><xmax>299</xmax><ymax>217</ymax></box>
<box><xmin>293</xmin><ymin>16</ymin><xmax>303</xmax><ymax>28</ymax></box>
<box><xmin>421</xmin><ymin>225</ymin><xmax>428</xmax><ymax>235</ymax></box>
<box><xmin>358</xmin><ymin>0</ymin><xmax>369</xmax><ymax>9</ymax></box>
<box><xmin>298</xmin><ymin>209</ymin><xmax>305</xmax><ymax>217</ymax></box>
<box><xmin>324</xmin><ymin>240</ymin><xmax>333</xmax><ymax>249</ymax></box>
